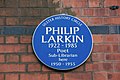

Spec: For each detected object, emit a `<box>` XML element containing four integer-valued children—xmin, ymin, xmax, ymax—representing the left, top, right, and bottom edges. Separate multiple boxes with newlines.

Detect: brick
<box><xmin>104</xmin><ymin>0</ymin><xmax>119</xmax><ymax>7</ymax></box>
<box><xmin>81</xmin><ymin>8</ymin><xmax>94</xmax><ymax>16</ymax></box>
<box><xmin>6</xmin><ymin>18</ymin><xmax>19</xmax><ymax>25</ymax></box>
<box><xmin>94</xmin><ymin>8</ymin><xmax>109</xmax><ymax>16</ymax></box>
<box><xmin>5</xmin><ymin>0</ymin><xmax>18</xmax><ymax>7</ymax></box>
<box><xmin>93</xmin><ymin>44</ymin><xmax>112</xmax><ymax>53</ymax></box>
<box><xmin>94</xmin><ymin>72</ymin><xmax>107</xmax><ymax>80</ymax></box>
<box><xmin>6</xmin><ymin>74</ymin><xmax>19</xmax><ymax>80</ymax></box>
<box><xmin>0</xmin><ymin>74</ymin><xmax>4</xmax><ymax>80</ymax></box>
<box><xmin>116</xmin><ymin>0</ymin><xmax>120</xmax><ymax>5</ymax></box>
<box><xmin>0</xmin><ymin>45</ymin><xmax>5</xmax><ymax>53</ymax></box>
<box><xmin>40</xmin><ymin>8</ymin><xmax>50</xmax><ymax>17</ymax></box>
<box><xmin>19</xmin><ymin>0</ymin><xmax>43</xmax><ymax>7</ymax></box>
<box><xmin>112</xmin><ymin>44</ymin><xmax>120</xmax><ymax>53</ymax></box>
<box><xmin>19</xmin><ymin>0</ymin><xmax>30</xmax><ymax>7</ymax></box>
<box><xmin>92</xmin><ymin>53</ymin><xmax>105</xmax><ymax>61</ymax></box>
<box><xmin>48</xmin><ymin>0</ymin><xmax>60</xmax><ymax>7</ymax></box>
<box><xmin>89</xmin><ymin>17</ymin><xmax>104</xmax><ymax>26</ymax></box>
<box><xmin>71</xmin><ymin>8</ymin><xmax>81</xmax><ymax>16</ymax></box>
<box><xmin>0</xmin><ymin>55</ymin><xmax>4</xmax><ymax>62</ymax></box>
<box><xmin>28</xmin><ymin>45</ymin><xmax>33</xmax><ymax>53</ymax></box>
<box><xmin>21</xmin><ymin>0</ymin><xmax>44</xmax><ymax>7</ymax></box>
<box><xmin>117</xmin><ymin>9</ymin><xmax>120</xmax><ymax>16</ymax></box>
<box><xmin>30</xmin><ymin>0</ymin><xmax>43</xmax><ymax>7</ymax></box>
<box><xmin>109</xmin><ymin>10</ymin><xmax>117</xmax><ymax>16</ymax></box>
<box><xmin>104</xmin><ymin>18</ymin><xmax>120</xmax><ymax>25</ymax></box>
<box><xmin>49</xmin><ymin>8</ymin><xmax>56</xmax><ymax>15</ymax></box>
<box><xmin>0</xmin><ymin>0</ymin><xmax>4</xmax><ymax>7</ymax></box>
<box><xmin>29</xmin><ymin>0</ymin><xmax>39</xmax><ymax>7</ymax></box>
<box><xmin>70</xmin><ymin>0</ymin><xmax>87</xmax><ymax>7</ymax></box>
<box><xmin>0</xmin><ymin>64</ymin><xmax>25</xmax><ymax>72</ymax></box>
<box><xmin>50</xmin><ymin>74</ymin><xmax>62</xmax><ymax>80</ymax></box>
<box><xmin>0</xmin><ymin>36</ymin><xmax>4</xmax><ymax>43</ymax></box>
<box><xmin>28</xmin><ymin>64</ymin><xmax>41</xmax><ymax>72</ymax></box>
<box><xmin>93</xmin><ymin>35</ymin><xmax>103</xmax><ymax>43</ymax></box>
<box><xmin>20</xmin><ymin>17</ymin><xmax>42</xmax><ymax>26</ymax></box>
<box><xmin>107</xmin><ymin>72</ymin><xmax>120</xmax><ymax>80</ymax></box>
<box><xmin>42</xmin><ymin>65</ymin><xmax>53</xmax><ymax>72</ymax></box>
<box><xmin>6</xmin><ymin>54</ymin><xmax>19</xmax><ymax>62</ymax></box>
<box><xmin>74</xmin><ymin>65</ymin><xmax>84</xmax><ymax>71</ymax></box>
<box><xmin>80</xmin><ymin>17</ymin><xmax>89</xmax><ymax>24</ymax></box>
<box><xmin>41</xmin><ymin>0</ymin><xmax>48</xmax><ymax>7</ymax></box>
<box><xmin>0</xmin><ymin>8</ymin><xmax>18</xmax><ymax>16</ymax></box>
<box><xmin>18</xmin><ymin>8</ymin><xmax>32</xmax><ymax>17</ymax></box>
<box><xmin>86</xmin><ymin>57</ymin><xmax>91</xmax><ymax>63</ymax></box>
<box><xmin>89</xmin><ymin>0</ymin><xmax>100</xmax><ymax>7</ymax></box>
<box><xmin>6</xmin><ymin>36</ymin><xmax>19</xmax><ymax>43</ymax></box>
<box><xmin>20</xmin><ymin>73</ymin><xmax>48</xmax><ymax>80</ymax></box>
<box><xmin>106</xmin><ymin>54</ymin><xmax>120</xmax><ymax>61</ymax></box>
<box><xmin>0</xmin><ymin>45</ymin><xmax>27</xmax><ymax>53</ymax></box>
<box><xmin>64</xmin><ymin>72</ymin><xmax>91</xmax><ymax>80</ymax></box>
<box><xmin>30</xmin><ymin>8</ymin><xmax>41</xmax><ymax>16</ymax></box>
<box><xmin>114</xmin><ymin>63</ymin><xmax>120</xmax><ymax>71</ymax></box>
<box><xmin>86</xmin><ymin>62</ymin><xmax>113</xmax><ymax>71</ymax></box>
<box><xmin>0</xmin><ymin>18</ymin><xmax>5</xmax><ymax>25</ymax></box>
<box><xmin>104</xmin><ymin>35</ymin><xmax>120</xmax><ymax>43</ymax></box>
<box><xmin>20</xmin><ymin>36</ymin><xmax>32</xmax><ymax>43</ymax></box>
<box><xmin>18</xmin><ymin>8</ymin><xmax>41</xmax><ymax>17</ymax></box>
<box><xmin>21</xmin><ymin>54</ymin><xmax>38</xmax><ymax>63</ymax></box>
<box><xmin>15</xmin><ymin>45</ymin><xmax>27</xmax><ymax>53</ymax></box>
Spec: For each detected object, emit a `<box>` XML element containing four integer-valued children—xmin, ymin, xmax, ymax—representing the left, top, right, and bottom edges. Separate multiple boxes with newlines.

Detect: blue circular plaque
<box><xmin>32</xmin><ymin>14</ymin><xmax>93</xmax><ymax>70</ymax></box>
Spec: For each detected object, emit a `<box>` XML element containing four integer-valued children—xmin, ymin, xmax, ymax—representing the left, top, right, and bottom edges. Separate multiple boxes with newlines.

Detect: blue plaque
<box><xmin>32</xmin><ymin>14</ymin><xmax>93</xmax><ymax>70</ymax></box>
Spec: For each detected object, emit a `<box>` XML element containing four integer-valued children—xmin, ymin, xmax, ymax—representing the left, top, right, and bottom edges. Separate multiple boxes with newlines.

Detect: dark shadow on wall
<box><xmin>18</xmin><ymin>0</ymin><xmax>76</xmax><ymax>26</ymax></box>
<box><xmin>0</xmin><ymin>0</ymin><xmax>75</xmax><ymax>26</ymax></box>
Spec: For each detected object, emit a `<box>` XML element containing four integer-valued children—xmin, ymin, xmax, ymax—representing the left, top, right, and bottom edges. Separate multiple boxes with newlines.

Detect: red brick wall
<box><xmin>0</xmin><ymin>0</ymin><xmax>120</xmax><ymax>80</ymax></box>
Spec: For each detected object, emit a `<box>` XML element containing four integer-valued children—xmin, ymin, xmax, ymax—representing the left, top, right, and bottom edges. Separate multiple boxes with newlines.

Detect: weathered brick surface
<box><xmin>0</xmin><ymin>45</ymin><xmax>27</xmax><ymax>53</ymax></box>
<box><xmin>28</xmin><ymin>64</ymin><xmax>41</xmax><ymax>72</ymax></box>
<box><xmin>0</xmin><ymin>74</ymin><xmax>4</xmax><ymax>80</ymax></box>
<box><xmin>0</xmin><ymin>54</ymin><xmax>5</xmax><ymax>63</ymax></box>
<box><xmin>21</xmin><ymin>54</ymin><xmax>38</xmax><ymax>63</ymax></box>
<box><xmin>0</xmin><ymin>36</ymin><xmax>4</xmax><ymax>43</ymax></box>
<box><xmin>20</xmin><ymin>73</ymin><xmax>48</xmax><ymax>80</ymax></box>
<box><xmin>0</xmin><ymin>64</ymin><xmax>25</xmax><ymax>72</ymax></box>
<box><xmin>93</xmin><ymin>72</ymin><xmax>107</xmax><ymax>80</ymax></box>
<box><xmin>50</xmin><ymin>74</ymin><xmax>62</xmax><ymax>80</ymax></box>
<box><xmin>6</xmin><ymin>18</ymin><xmax>19</xmax><ymax>25</ymax></box>
<box><xmin>107</xmin><ymin>72</ymin><xmax>120</xmax><ymax>80</ymax></box>
<box><xmin>89</xmin><ymin>0</ymin><xmax>100</xmax><ymax>7</ymax></box>
<box><xmin>0</xmin><ymin>0</ymin><xmax>119</xmax><ymax>80</ymax></box>
<box><xmin>86</xmin><ymin>62</ymin><xmax>114</xmax><ymax>71</ymax></box>
<box><xmin>6</xmin><ymin>74</ymin><xmax>19</xmax><ymax>80</ymax></box>
<box><xmin>6</xmin><ymin>36</ymin><xmax>19</xmax><ymax>43</ymax></box>
<box><xmin>6</xmin><ymin>54</ymin><xmax>19</xmax><ymax>62</ymax></box>
<box><xmin>64</xmin><ymin>72</ymin><xmax>92</xmax><ymax>80</ymax></box>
